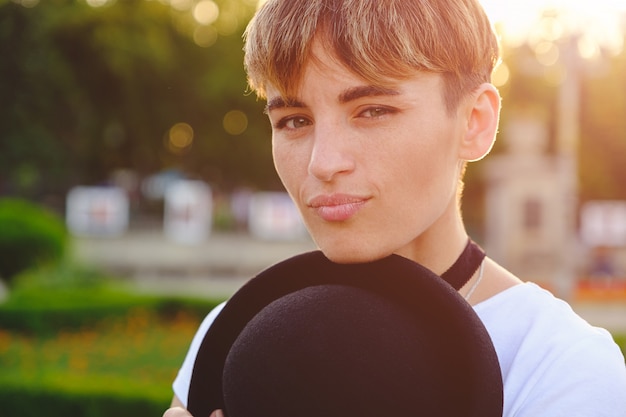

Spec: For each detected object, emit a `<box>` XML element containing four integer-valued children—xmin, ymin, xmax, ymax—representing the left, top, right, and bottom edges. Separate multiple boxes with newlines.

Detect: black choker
<box><xmin>440</xmin><ymin>239</ymin><xmax>486</xmax><ymax>291</ymax></box>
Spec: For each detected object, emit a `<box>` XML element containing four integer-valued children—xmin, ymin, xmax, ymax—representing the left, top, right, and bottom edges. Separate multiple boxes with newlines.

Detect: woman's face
<box><xmin>266</xmin><ymin>45</ymin><xmax>469</xmax><ymax>264</ymax></box>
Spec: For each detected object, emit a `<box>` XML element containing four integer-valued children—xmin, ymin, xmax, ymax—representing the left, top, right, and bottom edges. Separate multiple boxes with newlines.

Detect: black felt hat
<box><xmin>188</xmin><ymin>251</ymin><xmax>503</xmax><ymax>417</ymax></box>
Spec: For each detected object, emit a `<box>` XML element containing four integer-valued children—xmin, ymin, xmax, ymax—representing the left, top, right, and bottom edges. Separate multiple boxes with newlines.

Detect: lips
<box><xmin>307</xmin><ymin>194</ymin><xmax>369</xmax><ymax>222</ymax></box>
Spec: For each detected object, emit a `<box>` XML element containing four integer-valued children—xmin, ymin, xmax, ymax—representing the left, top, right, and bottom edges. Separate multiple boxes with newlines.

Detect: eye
<box><xmin>358</xmin><ymin>106</ymin><xmax>395</xmax><ymax>119</ymax></box>
<box><xmin>274</xmin><ymin>115</ymin><xmax>312</xmax><ymax>130</ymax></box>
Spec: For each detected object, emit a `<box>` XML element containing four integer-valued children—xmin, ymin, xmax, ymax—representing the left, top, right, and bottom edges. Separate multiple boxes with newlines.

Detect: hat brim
<box><xmin>188</xmin><ymin>250</ymin><xmax>502</xmax><ymax>417</ymax></box>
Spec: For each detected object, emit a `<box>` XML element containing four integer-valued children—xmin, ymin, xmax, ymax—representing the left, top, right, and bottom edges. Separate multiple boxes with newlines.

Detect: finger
<box><xmin>210</xmin><ymin>410</ymin><xmax>224</xmax><ymax>417</ymax></box>
<box><xmin>163</xmin><ymin>407</ymin><xmax>192</xmax><ymax>417</ymax></box>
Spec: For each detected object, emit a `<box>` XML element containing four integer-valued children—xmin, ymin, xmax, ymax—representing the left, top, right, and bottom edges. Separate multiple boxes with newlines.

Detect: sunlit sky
<box><xmin>481</xmin><ymin>0</ymin><xmax>625</xmax><ymax>54</ymax></box>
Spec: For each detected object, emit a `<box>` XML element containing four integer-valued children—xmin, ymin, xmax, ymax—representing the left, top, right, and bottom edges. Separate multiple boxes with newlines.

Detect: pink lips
<box><xmin>307</xmin><ymin>194</ymin><xmax>369</xmax><ymax>222</ymax></box>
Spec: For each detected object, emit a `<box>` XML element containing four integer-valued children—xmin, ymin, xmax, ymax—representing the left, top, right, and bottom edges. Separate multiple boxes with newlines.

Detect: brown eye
<box><xmin>274</xmin><ymin>115</ymin><xmax>313</xmax><ymax>130</ymax></box>
<box><xmin>359</xmin><ymin>106</ymin><xmax>394</xmax><ymax>118</ymax></box>
<box><xmin>286</xmin><ymin>116</ymin><xmax>312</xmax><ymax>129</ymax></box>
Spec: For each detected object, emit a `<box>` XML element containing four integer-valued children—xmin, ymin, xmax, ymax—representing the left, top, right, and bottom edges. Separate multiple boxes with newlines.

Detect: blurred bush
<box><xmin>1</xmin><ymin>260</ymin><xmax>221</xmax><ymax>334</ymax></box>
<box><xmin>0</xmin><ymin>198</ymin><xmax>68</xmax><ymax>285</ymax></box>
<box><xmin>0</xmin><ymin>384</ymin><xmax>168</xmax><ymax>417</ymax></box>
<box><xmin>0</xmin><ymin>273</ymin><xmax>224</xmax><ymax>417</ymax></box>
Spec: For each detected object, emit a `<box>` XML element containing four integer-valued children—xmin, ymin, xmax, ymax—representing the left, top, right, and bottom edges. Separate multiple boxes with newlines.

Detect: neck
<box><xmin>394</xmin><ymin>201</ymin><xmax>469</xmax><ymax>275</ymax></box>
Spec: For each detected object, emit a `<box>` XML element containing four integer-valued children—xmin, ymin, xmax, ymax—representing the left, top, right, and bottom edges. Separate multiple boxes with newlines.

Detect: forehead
<box><xmin>268</xmin><ymin>41</ymin><xmax>409</xmax><ymax>98</ymax></box>
<box><xmin>265</xmin><ymin>37</ymin><xmax>406</xmax><ymax>99</ymax></box>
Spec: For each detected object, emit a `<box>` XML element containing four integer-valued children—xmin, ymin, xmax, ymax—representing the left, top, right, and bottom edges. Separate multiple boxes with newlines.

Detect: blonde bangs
<box><xmin>244</xmin><ymin>0</ymin><xmax>500</xmax><ymax>110</ymax></box>
<box><xmin>243</xmin><ymin>0</ymin><xmax>321</xmax><ymax>99</ymax></box>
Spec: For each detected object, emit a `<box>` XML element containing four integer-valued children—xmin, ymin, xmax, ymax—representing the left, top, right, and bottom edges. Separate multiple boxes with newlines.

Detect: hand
<box><xmin>163</xmin><ymin>407</ymin><xmax>192</xmax><ymax>417</ymax></box>
<box><xmin>162</xmin><ymin>407</ymin><xmax>223</xmax><ymax>417</ymax></box>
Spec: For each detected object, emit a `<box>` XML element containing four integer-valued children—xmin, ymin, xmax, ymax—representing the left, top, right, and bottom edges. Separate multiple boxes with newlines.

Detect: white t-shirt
<box><xmin>173</xmin><ymin>282</ymin><xmax>626</xmax><ymax>416</ymax></box>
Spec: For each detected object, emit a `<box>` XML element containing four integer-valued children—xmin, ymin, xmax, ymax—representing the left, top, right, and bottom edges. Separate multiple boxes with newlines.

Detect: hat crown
<box><xmin>188</xmin><ymin>251</ymin><xmax>503</xmax><ymax>417</ymax></box>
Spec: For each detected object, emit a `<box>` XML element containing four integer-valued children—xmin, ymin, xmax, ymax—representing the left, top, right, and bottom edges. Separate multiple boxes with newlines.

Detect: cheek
<box><xmin>389</xmin><ymin>132</ymin><xmax>460</xmax><ymax>200</ymax></box>
<box><xmin>272</xmin><ymin>139</ymin><xmax>304</xmax><ymax>192</ymax></box>
<box><xmin>272</xmin><ymin>140</ymin><xmax>288</xmax><ymax>183</ymax></box>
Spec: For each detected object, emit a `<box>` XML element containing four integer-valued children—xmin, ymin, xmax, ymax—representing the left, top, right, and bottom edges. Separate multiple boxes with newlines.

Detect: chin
<box><xmin>306</xmin><ymin>222</ymin><xmax>396</xmax><ymax>265</ymax></box>
<box><xmin>317</xmin><ymin>241</ymin><xmax>392</xmax><ymax>265</ymax></box>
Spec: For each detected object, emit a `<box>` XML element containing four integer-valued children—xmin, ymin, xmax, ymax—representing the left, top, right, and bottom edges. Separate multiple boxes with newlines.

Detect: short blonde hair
<box><xmin>244</xmin><ymin>0</ymin><xmax>500</xmax><ymax>113</ymax></box>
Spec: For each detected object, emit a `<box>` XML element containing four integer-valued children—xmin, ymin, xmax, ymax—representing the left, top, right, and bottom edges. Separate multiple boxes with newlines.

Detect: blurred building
<box><xmin>484</xmin><ymin>109</ymin><xmax>626</xmax><ymax>297</ymax></box>
<box><xmin>483</xmin><ymin>111</ymin><xmax>580</xmax><ymax>295</ymax></box>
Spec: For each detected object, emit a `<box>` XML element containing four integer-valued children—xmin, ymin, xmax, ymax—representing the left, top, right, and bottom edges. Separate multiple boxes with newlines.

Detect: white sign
<box><xmin>66</xmin><ymin>186</ymin><xmax>129</xmax><ymax>237</ymax></box>
<box><xmin>580</xmin><ymin>201</ymin><xmax>626</xmax><ymax>247</ymax></box>
<box><xmin>164</xmin><ymin>180</ymin><xmax>212</xmax><ymax>245</ymax></box>
<box><xmin>248</xmin><ymin>192</ymin><xmax>307</xmax><ymax>241</ymax></box>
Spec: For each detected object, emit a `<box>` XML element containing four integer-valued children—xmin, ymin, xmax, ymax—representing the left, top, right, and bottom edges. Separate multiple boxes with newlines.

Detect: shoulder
<box><xmin>474</xmin><ymin>259</ymin><xmax>614</xmax><ymax>350</ymax></box>
<box><xmin>475</xmin><ymin>281</ymin><xmax>626</xmax><ymax>416</ymax></box>
<box><xmin>173</xmin><ymin>301</ymin><xmax>227</xmax><ymax>407</ymax></box>
<box><xmin>474</xmin><ymin>281</ymin><xmax>617</xmax><ymax>360</ymax></box>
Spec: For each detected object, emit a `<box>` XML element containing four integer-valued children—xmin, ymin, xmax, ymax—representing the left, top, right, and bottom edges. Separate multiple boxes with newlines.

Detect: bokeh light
<box><xmin>491</xmin><ymin>61</ymin><xmax>510</xmax><ymax>87</ymax></box>
<box><xmin>534</xmin><ymin>41</ymin><xmax>560</xmax><ymax>67</ymax></box>
<box><xmin>193</xmin><ymin>0</ymin><xmax>219</xmax><ymax>25</ymax></box>
<box><xmin>193</xmin><ymin>25</ymin><xmax>218</xmax><ymax>48</ymax></box>
<box><xmin>169</xmin><ymin>0</ymin><xmax>194</xmax><ymax>11</ymax></box>
<box><xmin>167</xmin><ymin>122</ymin><xmax>194</xmax><ymax>154</ymax></box>
<box><xmin>223</xmin><ymin>110</ymin><xmax>248</xmax><ymax>136</ymax></box>
<box><xmin>215</xmin><ymin>11</ymin><xmax>239</xmax><ymax>36</ymax></box>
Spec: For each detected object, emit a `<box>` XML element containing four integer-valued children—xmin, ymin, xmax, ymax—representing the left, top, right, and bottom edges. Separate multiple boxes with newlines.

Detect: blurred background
<box><xmin>0</xmin><ymin>0</ymin><xmax>625</xmax><ymax>416</ymax></box>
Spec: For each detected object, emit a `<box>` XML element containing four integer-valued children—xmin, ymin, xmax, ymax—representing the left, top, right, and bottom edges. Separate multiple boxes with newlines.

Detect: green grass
<box><xmin>0</xmin><ymin>307</ymin><xmax>201</xmax><ymax>402</ymax></box>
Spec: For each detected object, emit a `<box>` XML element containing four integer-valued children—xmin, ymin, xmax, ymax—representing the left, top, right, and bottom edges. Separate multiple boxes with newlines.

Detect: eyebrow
<box><xmin>338</xmin><ymin>85</ymin><xmax>400</xmax><ymax>103</ymax></box>
<box><xmin>265</xmin><ymin>97</ymin><xmax>305</xmax><ymax>113</ymax></box>
<box><xmin>264</xmin><ymin>85</ymin><xmax>400</xmax><ymax>113</ymax></box>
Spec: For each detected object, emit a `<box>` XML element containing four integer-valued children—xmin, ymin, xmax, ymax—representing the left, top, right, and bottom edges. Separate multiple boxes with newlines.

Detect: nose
<box><xmin>307</xmin><ymin>124</ymin><xmax>356</xmax><ymax>182</ymax></box>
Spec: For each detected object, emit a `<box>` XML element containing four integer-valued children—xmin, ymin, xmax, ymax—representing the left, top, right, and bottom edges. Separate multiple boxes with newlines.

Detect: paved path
<box><xmin>72</xmin><ymin>230</ymin><xmax>626</xmax><ymax>333</ymax></box>
<box><xmin>72</xmin><ymin>230</ymin><xmax>317</xmax><ymax>299</ymax></box>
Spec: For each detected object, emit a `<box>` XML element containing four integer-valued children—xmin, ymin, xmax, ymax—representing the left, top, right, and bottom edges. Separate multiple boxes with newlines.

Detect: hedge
<box><xmin>0</xmin><ymin>198</ymin><xmax>68</xmax><ymax>285</ymax></box>
<box><xmin>0</xmin><ymin>285</ymin><xmax>222</xmax><ymax>334</ymax></box>
<box><xmin>1</xmin><ymin>258</ymin><xmax>223</xmax><ymax>334</ymax></box>
<box><xmin>0</xmin><ymin>380</ymin><xmax>169</xmax><ymax>417</ymax></box>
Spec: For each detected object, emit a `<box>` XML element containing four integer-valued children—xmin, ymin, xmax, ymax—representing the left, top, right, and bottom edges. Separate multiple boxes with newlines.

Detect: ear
<box><xmin>458</xmin><ymin>83</ymin><xmax>501</xmax><ymax>162</ymax></box>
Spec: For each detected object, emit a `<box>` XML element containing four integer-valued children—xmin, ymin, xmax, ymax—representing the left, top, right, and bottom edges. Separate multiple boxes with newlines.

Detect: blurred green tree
<box><xmin>0</xmin><ymin>197</ymin><xmax>67</xmax><ymax>285</ymax></box>
<box><xmin>0</xmin><ymin>0</ymin><xmax>277</xmax><ymax>203</ymax></box>
<box><xmin>579</xmin><ymin>51</ymin><xmax>626</xmax><ymax>202</ymax></box>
